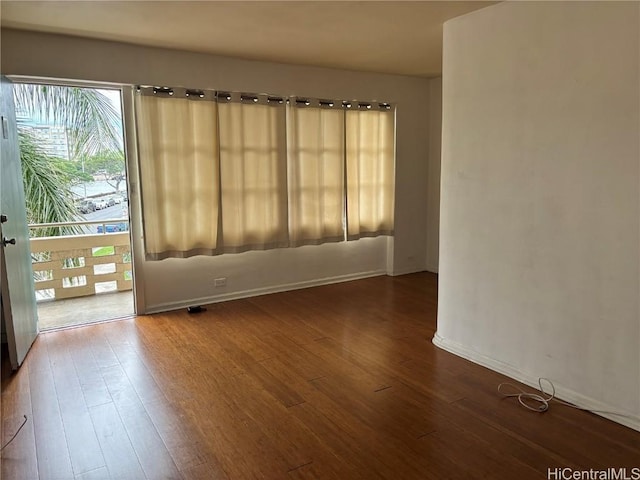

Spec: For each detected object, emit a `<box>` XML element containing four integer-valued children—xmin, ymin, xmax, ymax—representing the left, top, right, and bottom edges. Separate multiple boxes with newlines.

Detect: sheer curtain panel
<box><xmin>217</xmin><ymin>94</ymin><xmax>289</xmax><ymax>252</ymax></box>
<box><xmin>345</xmin><ymin>106</ymin><xmax>395</xmax><ymax>240</ymax></box>
<box><xmin>135</xmin><ymin>89</ymin><xmax>220</xmax><ymax>260</ymax></box>
<box><xmin>287</xmin><ymin>99</ymin><xmax>345</xmax><ymax>246</ymax></box>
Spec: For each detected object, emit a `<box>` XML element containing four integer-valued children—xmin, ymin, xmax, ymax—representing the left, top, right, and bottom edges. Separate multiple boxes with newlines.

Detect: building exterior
<box><xmin>16</xmin><ymin>110</ymin><xmax>70</xmax><ymax>159</ymax></box>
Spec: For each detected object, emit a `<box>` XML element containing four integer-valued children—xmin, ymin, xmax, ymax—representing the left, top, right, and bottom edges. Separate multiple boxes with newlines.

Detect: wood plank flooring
<box><xmin>2</xmin><ymin>273</ymin><xmax>639</xmax><ymax>479</ymax></box>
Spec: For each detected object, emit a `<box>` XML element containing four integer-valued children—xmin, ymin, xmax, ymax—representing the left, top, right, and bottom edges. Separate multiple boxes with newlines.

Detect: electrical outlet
<box><xmin>214</xmin><ymin>277</ymin><xmax>227</xmax><ymax>287</ymax></box>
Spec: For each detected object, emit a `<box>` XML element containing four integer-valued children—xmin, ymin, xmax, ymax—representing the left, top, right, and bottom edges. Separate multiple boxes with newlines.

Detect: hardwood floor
<box><xmin>2</xmin><ymin>273</ymin><xmax>639</xmax><ymax>479</ymax></box>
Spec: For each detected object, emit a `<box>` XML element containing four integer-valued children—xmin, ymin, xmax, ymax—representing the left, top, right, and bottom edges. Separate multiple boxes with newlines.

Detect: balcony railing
<box><xmin>29</xmin><ymin>219</ymin><xmax>132</xmax><ymax>301</ymax></box>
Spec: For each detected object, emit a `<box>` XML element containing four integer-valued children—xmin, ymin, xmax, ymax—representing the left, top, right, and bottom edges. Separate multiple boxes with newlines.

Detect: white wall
<box><xmin>426</xmin><ymin>77</ymin><xmax>442</xmax><ymax>273</ymax></box>
<box><xmin>435</xmin><ymin>2</ymin><xmax>640</xmax><ymax>431</ymax></box>
<box><xmin>0</xmin><ymin>29</ymin><xmax>433</xmax><ymax>312</ymax></box>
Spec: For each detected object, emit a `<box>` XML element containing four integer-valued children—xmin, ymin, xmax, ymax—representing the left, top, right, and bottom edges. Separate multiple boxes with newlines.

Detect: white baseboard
<box><xmin>432</xmin><ymin>331</ymin><xmax>640</xmax><ymax>432</ymax></box>
<box><xmin>145</xmin><ymin>270</ymin><xmax>387</xmax><ymax>315</ymax></box>
<box><xmin>390</xmin><ymin>266</ymin><xmax>427</xmax><ymax>276</ymax></box>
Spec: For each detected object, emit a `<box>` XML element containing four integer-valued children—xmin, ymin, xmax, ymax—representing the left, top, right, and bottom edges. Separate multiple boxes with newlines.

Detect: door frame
<box><xmin>7</xmin><ymin>75</ymin><xmax>146</xmax><ymax>315</ymax></box>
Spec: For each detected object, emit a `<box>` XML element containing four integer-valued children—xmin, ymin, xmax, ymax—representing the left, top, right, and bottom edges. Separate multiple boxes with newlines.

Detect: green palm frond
<box><xmin>14</xmin><ymin>84</ymin><xmax>121</xmax><ymax>159</ymax></box>
<box><xmin>19</xmin><ymin>130</ymin><xmax>82</xmax><ymax>237</ymax></box>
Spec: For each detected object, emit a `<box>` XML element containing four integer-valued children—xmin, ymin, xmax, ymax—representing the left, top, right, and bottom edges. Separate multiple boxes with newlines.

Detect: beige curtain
<box><xmin>287</xmin><ymin>101</ymin><xmax>345</xmax><ymax>246</ymax></box>
<box><xmin>136</xmin><ymin>89</ymin><xmax>395</xmax><ymax>260</ymax></box>
<box><xmin>346</xmin><ymin>107</ymin><xmax>395</xmax><ymax>240</ymax></box>
<box><xmin>135</xmin><ymin>90</ymin><xmax>220</xmax><ymax>260</ymax></box>
<box><xmin>218</xmin><ymin>96</ymin><xmax>289</xmax><ymax>252</ymax></box>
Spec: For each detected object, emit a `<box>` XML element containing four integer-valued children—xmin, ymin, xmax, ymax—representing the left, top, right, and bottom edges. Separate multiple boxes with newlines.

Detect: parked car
<box><xmin>112</xmin><ymin>195</ymin><xmax>124</xmax><ymax>204</ymax></box>
<box><xmin>107</xmin><ymin>197</ymin><xmax>116</xmax><ymax>207</ymax></box>
<box><xmin>97</xmin><ymin>222</ymin><xmax>129</xmax><ymax>233</ymax></box>
<box><xmin>77</xmin><ymin>200</ymin><xmax>96</xmax><ymax>214</ymax></box>
<box><xmin>94</xmin><ymin>198</ymin><xmax>108</xmax><ymax>210</ymax></box>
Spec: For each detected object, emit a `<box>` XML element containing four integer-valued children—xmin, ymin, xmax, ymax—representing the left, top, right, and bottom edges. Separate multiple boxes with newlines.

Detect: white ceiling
<box><xmin>0</xmin><ymin>1</ymin><xmax>496</xmax><ymax>78</ymax></box>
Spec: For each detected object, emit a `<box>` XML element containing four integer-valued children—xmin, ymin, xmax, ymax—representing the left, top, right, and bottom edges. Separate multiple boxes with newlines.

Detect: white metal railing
<box><xmin>29</xmin><ymin>220</ymin><xmax>132</xmax><ymax>301</ymax></box>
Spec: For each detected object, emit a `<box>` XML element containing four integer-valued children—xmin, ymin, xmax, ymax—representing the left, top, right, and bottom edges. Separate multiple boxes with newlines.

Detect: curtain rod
<box><xmin>136</xmin><ymin>85</ymin><xmax>393</xmax><ymax>110</ymax></box>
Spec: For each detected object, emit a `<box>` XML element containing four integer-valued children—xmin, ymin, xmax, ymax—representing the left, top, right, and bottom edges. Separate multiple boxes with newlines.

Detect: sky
<box><xmin>100</xmin><ymin>88</ymin><xmax>122</xmax><ymax>110</ymax></box>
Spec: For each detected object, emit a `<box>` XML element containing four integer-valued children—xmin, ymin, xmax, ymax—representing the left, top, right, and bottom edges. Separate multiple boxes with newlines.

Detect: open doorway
<box><xmin>14</xmin><ymin>82</ymin><xmax>134</xmax><ymax>330</ymax></box>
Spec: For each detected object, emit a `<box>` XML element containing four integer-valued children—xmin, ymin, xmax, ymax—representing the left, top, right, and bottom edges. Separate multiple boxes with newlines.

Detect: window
<box><xmin>287</xmin><ymin>99</ymin><xmax>345</xmax><ymax>246</ymax></box>
<box><xmin>135</xmin><ymin>89</ymin><xmax>220</xmax><ymax>260</ymax></box>
<box><xmin>346</xmin><ymin>105</ymin><xmax>395</xmax><ymax>239</ymax></box>
<box><xmin>135</xmin><ymin>87</ymin><xmax>395</xmax><ymax>260</ymax></box>
<box><xmin>218</xmin><ymin>94</ymin><xmax>289</xmax><ymax>253</ymax></box>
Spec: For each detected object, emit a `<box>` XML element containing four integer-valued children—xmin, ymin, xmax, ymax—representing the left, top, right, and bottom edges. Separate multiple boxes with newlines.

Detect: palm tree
<box><xmin>14</xmin><ymin>84</ymin><xmax>122</xmax><ymax>159</ymax></box>
<box><xmin>14</xmin><ymin>83</ymin><xmax>123</xmax><ymax>235</ymax></box>
<box><xmin>18</xmin><ymin>130</ymin><xmax>81</xmax><ymax>237</ymax></box>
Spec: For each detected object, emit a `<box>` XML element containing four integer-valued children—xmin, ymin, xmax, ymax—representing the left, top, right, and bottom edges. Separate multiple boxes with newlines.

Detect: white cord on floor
<box><xmin>498</xmin><ymin>378</ymin><xmax>556</xmax><ymax>412</ymax></box>
<box><xmin>497</xmin><ymin>378</ymin><xmax>637</xmax><ymax>419</ymax></box>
